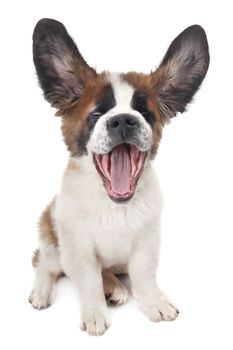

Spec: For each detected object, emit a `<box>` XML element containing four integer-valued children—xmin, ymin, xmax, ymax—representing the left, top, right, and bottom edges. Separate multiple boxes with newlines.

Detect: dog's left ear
<box><xmin>151</xmin><ymin>25</ymin><xmax>209</xmax><ymax>121</ymax></box>
<box><xmin>33</xmin><ymin>18</ymin><xmax>97</xmax><ymax>114</ymax></box>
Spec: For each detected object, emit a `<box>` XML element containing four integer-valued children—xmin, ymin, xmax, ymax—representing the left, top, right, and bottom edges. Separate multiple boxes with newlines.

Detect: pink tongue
<box><xmin>110</xmin><ymin>145</ymin><xmax>131</xmax><ymax>195</ymax></box>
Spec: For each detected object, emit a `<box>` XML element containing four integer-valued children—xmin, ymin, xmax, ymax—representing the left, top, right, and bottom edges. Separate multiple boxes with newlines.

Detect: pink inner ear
<box><xmin>52</xmin><ymin>56</ymin><xmax>83</xmax><ymax>96</ymax></box>
<box><xmin>52</xmin><ymin>56</ymin><xmax>71</xmax><ymax>77</ymax></box>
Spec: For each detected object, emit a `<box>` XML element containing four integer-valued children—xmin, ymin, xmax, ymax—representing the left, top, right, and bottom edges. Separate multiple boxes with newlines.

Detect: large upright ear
<box><xmin>151</xmin><ymin>25</ymin><xmax>209</xmax><ymax>121</ymax></box>
<box><xmin>33</xmin><ymin>18</ymin><xmax>97</xmax><ymax>114</ymax></box>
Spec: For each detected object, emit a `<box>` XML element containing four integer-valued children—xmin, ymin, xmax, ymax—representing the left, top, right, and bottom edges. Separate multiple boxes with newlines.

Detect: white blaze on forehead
<box><xmin>106</xmin><ymin>72</ymin><xmax>135</xmax><ymax>111</ymax></box>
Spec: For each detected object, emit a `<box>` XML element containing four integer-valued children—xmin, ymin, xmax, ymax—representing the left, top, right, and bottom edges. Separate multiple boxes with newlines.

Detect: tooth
<box><xmin>95</xmin><ymin>154</ymin><xmax>102</xmax><ymax>170</ymax></box>
<box><xmin>135</xmin><ymin>152</ymin><xmax>145</xmax><ymax>177</ymax></box>
<box><xmin>131</xmin><ymin>156</ymin><xmax>136</xmax><ymax>176</ymax></box>
<box><xmin>130</xmin><ymin>145</ymin><xmax>140</xmax><ymax>177</ymax></box>
<box><xmin>102</xmin><ymin>154</ymin><xmax>110</xmax><ymax>179</ymax></box>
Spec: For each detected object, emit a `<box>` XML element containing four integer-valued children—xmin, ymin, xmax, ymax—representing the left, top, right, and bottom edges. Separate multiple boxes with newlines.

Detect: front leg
<box><xmin>61</xmin><ymin>250</ymin><xmax>110</xmax><ymax>336</ymax></box>
<box><xmin>129</xmin><ymin>232</ymin><xmax>179</xmax><ymax>322</ymax></box>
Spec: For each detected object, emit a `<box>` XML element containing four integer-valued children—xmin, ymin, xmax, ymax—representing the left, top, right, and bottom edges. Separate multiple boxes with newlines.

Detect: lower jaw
<box><xmin>103</xmin><ymin>179</ymin><xmax>138</xmax><ymax>203</ymax></box>
<box><xmin>106</xmin><ymin>191</ymin><xmax>135</xmax><ymax>204</ymax></box>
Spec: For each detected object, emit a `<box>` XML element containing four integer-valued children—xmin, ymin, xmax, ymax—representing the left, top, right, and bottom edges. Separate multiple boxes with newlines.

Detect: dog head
<box><xmin>33</xmin><ymin>19</ymin><xmax>209</xmax><ymax>203</ymax></box>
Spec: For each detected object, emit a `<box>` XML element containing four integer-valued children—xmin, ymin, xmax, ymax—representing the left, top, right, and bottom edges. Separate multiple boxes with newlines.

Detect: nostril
<box><xmin>111</xmin><ymin>119</ymin><xmax>120</xmax><ymax>129</ymax></box>
<box><xmin>108</xmin><ymin>114</ymin><xmax>138</xmax><ymax>132</ymax></box>
<box><xmin>126</xmin><ymin>117</ymin><xmax>137</xmax><ymax>127</ymax></box>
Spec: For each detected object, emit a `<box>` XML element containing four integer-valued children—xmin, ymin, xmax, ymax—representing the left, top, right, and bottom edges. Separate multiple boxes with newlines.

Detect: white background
<box><xmin>0</xmin><ymin>0</ymin><xmax>232</xmax><ymax>349</ymax></box>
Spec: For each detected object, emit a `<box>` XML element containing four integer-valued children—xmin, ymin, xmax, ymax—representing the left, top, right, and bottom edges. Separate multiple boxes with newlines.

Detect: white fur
<box><xmin>108</xmin><ymin>72</ymin><xmax>134</xmax><ymax>107</ymax></box>
<box><xmin>30</xmin><ymin>72</ymin><xmax>178</xmax><ymax>336</ymax></box>
<box><xmin>53</xmin><ymin>155</ymin><xmax>177</xmax><ymax>335</ymax></box>
<box><xmin>29</xmin><ymin>241</ymin><xmax>62</xmax><ymax>309</ymax></box>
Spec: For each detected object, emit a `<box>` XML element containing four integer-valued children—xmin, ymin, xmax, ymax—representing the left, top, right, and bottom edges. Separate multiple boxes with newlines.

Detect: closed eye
<box><xmin>88</xmin><ymin>110</ymin><xmax>104</xmax><ymax>130</ymax></box>
<box><xmin>131</xmin><ymin>91</ymin><xmax>155</xmax><ymax>127</ymax></box>
<box><xmin>92</xmin><ymin>111</ymin><xmax>103</xmax><ymax>117</ymax></box>
<box><xmin>139</xmin><ymin>110</ymin><xmax>150</xmax><ymax>119</ymax></box>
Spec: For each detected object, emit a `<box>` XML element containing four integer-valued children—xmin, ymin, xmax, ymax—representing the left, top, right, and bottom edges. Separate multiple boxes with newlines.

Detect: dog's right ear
<box><xmin>33</xmin><ymin>18</ymin><xmax>97</xmax><ymax>114</ymax></box>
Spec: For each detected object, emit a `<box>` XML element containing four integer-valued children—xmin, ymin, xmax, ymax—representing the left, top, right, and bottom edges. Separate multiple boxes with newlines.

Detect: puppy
<box><xmin>29</xmin><ymin>19</ymin><xmax>209</xmax><ymax>336</ymax></box>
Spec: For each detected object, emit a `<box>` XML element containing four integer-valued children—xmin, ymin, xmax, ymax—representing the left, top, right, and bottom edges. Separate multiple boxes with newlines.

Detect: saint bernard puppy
<box><xmin>29</xmin><ymin>19</ymin><xmax>209</xmax><ymax>336</ymax></box>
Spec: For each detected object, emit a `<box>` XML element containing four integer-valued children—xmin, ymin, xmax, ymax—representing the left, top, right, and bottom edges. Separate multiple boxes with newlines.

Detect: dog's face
<box><xmin>33</xmin><ymin>19</ymin><xmax>209</xmax><ymax>202</ymax></box>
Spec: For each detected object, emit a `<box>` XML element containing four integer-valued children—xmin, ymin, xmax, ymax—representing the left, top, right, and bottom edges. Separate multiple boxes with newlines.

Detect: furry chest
<box><xmin>94</xmin><ymin>228</ymin><xmax>133</xmax><ymax>269</ymax></box>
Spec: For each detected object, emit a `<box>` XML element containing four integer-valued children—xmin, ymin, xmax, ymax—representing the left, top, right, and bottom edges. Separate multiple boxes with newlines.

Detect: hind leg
<box><xmin>102</xmin><ymin>270</ymin><xmax>129</xmax><ymax>306</ymax></box>
<box><xmin>29</xmin><ymin>202</ymin><xmax>62</xmax><ymax>309</ymax></box>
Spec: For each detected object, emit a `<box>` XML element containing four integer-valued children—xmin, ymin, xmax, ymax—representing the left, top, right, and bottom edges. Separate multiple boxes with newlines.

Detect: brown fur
<box><xmin>61</xmin><ymin>72</ymin><xmax>110</xmax><ymax>156</ymax></box>
<box><xmin>32</xmin><ymin>249</ymin><xmax>40</xmax><ymax>267</ymax></box>
<box><xmin>150</xmin><ymin>67</ymin><xmax>175</xmax><ymax>120</ymax></box>
<box><xmin>38</xmin><ymin>199</ymin><xmax>58</xmax><ymax>246</ymax></box>
<box><xmin>102</xmin><ymin>270</ymin><xmax>127</xmax><ymax>303</ymax></box>
<box><xmin>61</xmin><ymin>71</ymin><xmax>166</xmax><ymax>158</ymax></box>
<box><xmin>65</xmin><ymin>157</ymin><xmax>79</xmax><ymax>174</ymax></box>
<box><xmin>123</xmin><ymin>72</ymin><xmax>165</xmax><ymax>157</ymax></box>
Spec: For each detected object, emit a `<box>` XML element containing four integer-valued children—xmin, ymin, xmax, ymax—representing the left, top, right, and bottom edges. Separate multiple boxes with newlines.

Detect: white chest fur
<box><xmin>54</xmin><ymin>157</ymin><xmax>162</xmax><ymax>270</ymax></box>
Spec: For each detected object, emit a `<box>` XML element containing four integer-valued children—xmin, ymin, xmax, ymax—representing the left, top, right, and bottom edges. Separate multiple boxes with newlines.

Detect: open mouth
<box><xmin>93</xmin><ymin>143</ymin><xmax>146</xmax><ymax>202</ymax></box>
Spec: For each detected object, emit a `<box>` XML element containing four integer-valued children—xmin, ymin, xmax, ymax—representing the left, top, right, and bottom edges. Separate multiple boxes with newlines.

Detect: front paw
<box><xmin>80</xmin><ymin>309</ymin><xmax>111</xmax><ymax>336</ymax></box>
<box><xmin>139</xmin><ymin>294</ymin><xmax>179</xmax><ymax>322</ymax></box>
<box><xmin>29</xmin><ymin>288</ymin><xmax>52</xmax><ymax>310</ymax></box>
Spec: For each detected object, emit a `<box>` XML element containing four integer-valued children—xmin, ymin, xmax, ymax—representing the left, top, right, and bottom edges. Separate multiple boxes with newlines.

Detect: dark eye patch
<box><xmin>131</xmin><ymin>91</ymin><xmax>154</xmax><ymax>126</ymax></box>
<box><xmin>76</xmin><ymin>84</ymin><xmax>116</xmax><ymax>156</ymax></box>
<box><xmin>88</xmin><ymin>84</ymin><xmax>116</xmax><ymax>130</ymax></box>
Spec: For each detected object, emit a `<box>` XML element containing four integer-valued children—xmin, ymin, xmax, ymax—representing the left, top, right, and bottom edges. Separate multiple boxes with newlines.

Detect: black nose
<box><xmin>107</xmin><ymin>114</ymin><xmax>139</xmax><ymax>139</ymax></box>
